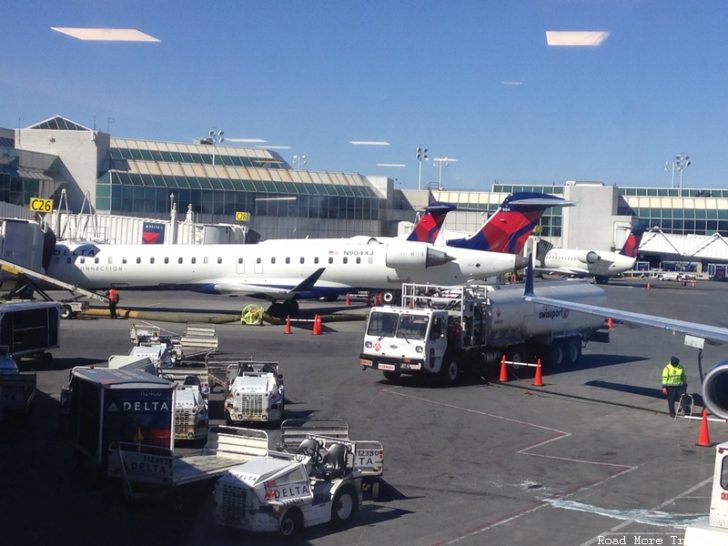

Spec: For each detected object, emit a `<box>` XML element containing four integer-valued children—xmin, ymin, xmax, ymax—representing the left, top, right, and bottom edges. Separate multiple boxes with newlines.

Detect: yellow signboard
<box><xmin>235</xmin><ymin>211</ymin><xmax>250</xmax><ymax>222</ymax></box>
<box><xmin>29</xmin><ymin>197</ymin><xmax>53</xmax><ymax>213</ymax></box>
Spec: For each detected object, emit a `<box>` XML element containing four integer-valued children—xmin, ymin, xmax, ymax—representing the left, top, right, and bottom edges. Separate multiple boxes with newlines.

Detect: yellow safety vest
<box><xmin>662</xmin><ymin>363</ymin><xmax>686</xmax><ymax>387</ymax></box>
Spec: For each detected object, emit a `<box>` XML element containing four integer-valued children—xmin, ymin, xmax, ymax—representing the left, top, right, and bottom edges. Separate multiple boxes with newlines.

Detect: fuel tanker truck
<box><xmin>359</xmin><ymin>281</ymin><xmax>608</xmax><ymax>384</ymax></box>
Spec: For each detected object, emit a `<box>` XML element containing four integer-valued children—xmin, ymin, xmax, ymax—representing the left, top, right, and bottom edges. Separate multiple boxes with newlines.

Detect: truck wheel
<box><xmin>382</xmin><ymin>371</ymin><xmax>401</xmax><ymax>382</ymax></box>
<box><xmin>565</xmin><ymin>337</ymin><xmax>581</xmax><ymax>366</ymax></box>
<box><xmin>442</xmin><ymin>358</ymin><xmax>461</xmax><ymax>385</ymax></box>
<box><xmin>548</xmin><ymin>341</ymin><xmax>566</xmax><ymax>370</ymax></box>
<box><xmin>279</xmin><ymin>508</ymin><xmax>303</xmax><ymax>537</ymax></box>
<box><xmin>331</xmin><ymin>485</ymin><xmax>358</xmax><ymax>524</ymax></box>
<box><xmin>60</xmin><ymin>305</ymin><xmax>72</xmax><ymax>319</ymax></box>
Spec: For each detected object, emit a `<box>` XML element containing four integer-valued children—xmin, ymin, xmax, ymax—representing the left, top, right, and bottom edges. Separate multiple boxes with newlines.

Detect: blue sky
<box><xmin>3</xmin><ymin>1</ymin><xmax>728</xmax><ymax>190</ymax></box>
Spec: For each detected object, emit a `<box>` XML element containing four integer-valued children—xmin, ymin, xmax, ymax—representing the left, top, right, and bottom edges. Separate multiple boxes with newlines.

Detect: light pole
<box><xmin>675</xmin><ymin>153</ymin><xmax>691</xmax><ymax>197</ymax></box>
<box><xmin>664</xmin><ymin>159</ymin><xmax>676</xmax><ymax>189</ymax></box>
<box><xmin>292</xmin><ymin>154</ymin><xmax>307</xmax><ymax>170</ymax></box>
<box><xmin>208</xmin><ymin>129</ymin><xmax>224</xmax><ymax>166</ymax></box>
<box><xmin>433</xmin><ymin>157</ymin><xmax>458</xmax><ymax>188</ymax></box>
<box><xmin>416</xmin><ymin>147</ymin><xmax>428</xmax><ymax>190</ymax></box>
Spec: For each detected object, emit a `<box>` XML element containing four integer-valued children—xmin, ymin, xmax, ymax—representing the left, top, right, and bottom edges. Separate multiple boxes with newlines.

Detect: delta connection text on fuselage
<box><xmin>47</xmin><ymin>239</ymin><xmax>525</xmax><ymax>299</ymax></box>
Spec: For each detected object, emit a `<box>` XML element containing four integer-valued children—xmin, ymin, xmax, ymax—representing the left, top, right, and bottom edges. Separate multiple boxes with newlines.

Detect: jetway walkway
<box><xmin>0</xmin><ymin>258</ymin><xmax>108</xmax><ymax>304</ymax></box>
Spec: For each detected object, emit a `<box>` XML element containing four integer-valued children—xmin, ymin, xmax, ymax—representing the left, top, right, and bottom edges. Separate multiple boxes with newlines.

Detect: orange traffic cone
<box><xmin>532</xmin><ymin>358</ymin><xmax>543</xmax><ymax>387</ymax></box>
<box><xmin>646</xmin><ymin>281</ymin><xmax>651</xmax><ymax>290</ymax></box>
<box><xmin>498</xmin><ymin>355</ymin><xmax>508</xmax><ymax>382</ymax></box>
<box><xmin>345</xmin><ymin>294</ymin><xmax>351</xmax><ymax>306</ymax></box>
<box><xmin>312</xmin><ymin>314</ymin><xmax>322</xmax><ymax>335</ymax></box>
<box><xmin>284</xmin><ymin>316</ymin><xmax>292</xmax><ymax>335</ymax></box>
<box><xmin>696</xmin><ymin>408</ymin><xmax>712</xmax><ymax>447</ymax></box>
<box><xmin>607</xmin><ymin>318</ymin><xmax>614</xmax><ymax>330</ymax></box>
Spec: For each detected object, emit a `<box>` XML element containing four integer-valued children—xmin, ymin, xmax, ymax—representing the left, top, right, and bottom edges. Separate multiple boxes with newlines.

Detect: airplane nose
<box><xmin>514</xmin><ymin>255</ymin><xmax>529</xmax><ymax>270</ymax></box>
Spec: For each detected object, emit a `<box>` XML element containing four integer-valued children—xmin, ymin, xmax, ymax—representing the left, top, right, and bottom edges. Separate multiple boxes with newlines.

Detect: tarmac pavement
<box><xmin>1</xmin><ymin>279</ymin><xmax>724</xmax><ymax>546</ymax></box>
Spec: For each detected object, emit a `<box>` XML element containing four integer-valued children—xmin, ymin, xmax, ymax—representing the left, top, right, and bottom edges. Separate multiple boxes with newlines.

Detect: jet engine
<box><xmin>576</xmin><ymin>251</ymin><xmax>601</xmax><ymax>265</ymax></box>
<box><xmin>702</xmin><ymin>360</ymin><xmax>728</xmax><ymax>419</ymax></box>
<box><xmin>384</xmin><ymin>243</ymin><xmax>454</xmax><ymax>268</ymax></box>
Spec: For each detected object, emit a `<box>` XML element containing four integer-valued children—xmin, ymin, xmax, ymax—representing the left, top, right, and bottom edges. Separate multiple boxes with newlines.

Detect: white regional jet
<box><xmin>534</xmin><ymin>225</ymin><xmax>646</xmax><ymax>284</ymax></box>
<box><xmin>523</xmin><ymin>260</ymin><xmax>728</xmax><ymax>420</ymax></box>
<box><xmin>46</xmin><ymin>238</ymin><xmax>527</xmax><ymax>316</ymax></box>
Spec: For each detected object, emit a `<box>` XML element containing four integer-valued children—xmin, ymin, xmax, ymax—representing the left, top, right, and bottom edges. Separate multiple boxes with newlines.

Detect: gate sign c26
<box><xmin>30</xmin><ymin>197</ymin><xmax>53</xmax><ymax>213</ymax></box>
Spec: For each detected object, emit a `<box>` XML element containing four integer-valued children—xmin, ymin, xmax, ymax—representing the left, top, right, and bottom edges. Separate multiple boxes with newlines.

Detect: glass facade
<box><xmin>0</xmin><ymin>171</ymin><xmax>39</xmax><ymax>206</ymax></box>
<box><xmin>96</xmin><ymin>138</ymin><xmax>382</xmax><ymax>223</ymax></box>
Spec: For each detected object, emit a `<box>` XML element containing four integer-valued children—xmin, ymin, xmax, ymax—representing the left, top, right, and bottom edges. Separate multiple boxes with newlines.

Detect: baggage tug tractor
<box><xmin>360</xmin><ymin>281</ymin><xmax>607</xmax><ymax>383</ymax></box>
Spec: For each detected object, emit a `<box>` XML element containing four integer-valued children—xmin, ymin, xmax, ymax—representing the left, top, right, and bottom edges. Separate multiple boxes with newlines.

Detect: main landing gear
<box><xmin>266</xmin><ymin>299</ymin><xmax>299</xmax><ymax>318</ymax></box>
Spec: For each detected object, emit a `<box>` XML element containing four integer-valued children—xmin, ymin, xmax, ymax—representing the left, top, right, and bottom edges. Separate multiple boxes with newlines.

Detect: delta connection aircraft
<box><xmin>45</xmin><ymin>217</ymin><xmax>527</xmax><ymax>317</ymax></box>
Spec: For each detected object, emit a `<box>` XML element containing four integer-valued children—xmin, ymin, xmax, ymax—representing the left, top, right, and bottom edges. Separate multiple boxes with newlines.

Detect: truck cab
<box><xmin>360</xmin><ymin>307</ymin><xmax>450</xmax><ymax>379</ymax></box>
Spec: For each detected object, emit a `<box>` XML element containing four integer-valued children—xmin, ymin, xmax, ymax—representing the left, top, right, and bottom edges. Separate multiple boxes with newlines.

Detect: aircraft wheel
<box><xmin>331</xmin><ymin>485</ymin><xmax>358</xmax><ymax>524</ymax></box>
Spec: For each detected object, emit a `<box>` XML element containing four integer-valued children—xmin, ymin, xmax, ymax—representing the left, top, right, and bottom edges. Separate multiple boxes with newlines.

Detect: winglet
<box><xmin>292</xmin><ymin>267</ymin><xmax>326</xmax><ymax>292</ymax></box>
<box><xmin>524</xmin><ymin>254</ymin><xmax>535</xmax><ymax>297</ymax></box>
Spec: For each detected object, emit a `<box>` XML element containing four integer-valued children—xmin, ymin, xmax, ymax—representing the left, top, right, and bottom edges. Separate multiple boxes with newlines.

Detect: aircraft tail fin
<box><xmin>446</xmin><ymin>192</ymin><xmax>573</xmax><ymax>254</ymax></box>
<box><xmin>406</xmin><ymin>202</ymin><xmax>457</xmax><ymax>243</ymax></box>
<box><xmin>619</xmin><ymin>225</ymin><xmax>646</xmax><ymax>257</ymax></box>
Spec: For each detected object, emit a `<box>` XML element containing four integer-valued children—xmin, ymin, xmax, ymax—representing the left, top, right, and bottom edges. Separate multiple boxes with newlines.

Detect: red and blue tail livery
<box><xmin>619</xmin><ymin>225</ymin><xmax>646</xmax><ymax>258</ymax></box>
<box><xmin>446</xmin><ymin>192</ymin><xmax>573</xmax><ymax>254</ymax></box>
<box><xmin>406</xmin><ymin>202</ymin><xmax>457</xmax><ymax>243</ymax></box>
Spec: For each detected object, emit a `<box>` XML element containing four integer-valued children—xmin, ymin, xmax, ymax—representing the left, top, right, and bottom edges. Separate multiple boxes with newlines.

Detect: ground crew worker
<box><xmin>661</xmin><ymin>356</ymin><xmax>687</xmax><ymax>417</ymax></box>
<box><xmin>105</xmin><ymin>287</ymin><xmax>119</xmax><ymax>319</ymax></box>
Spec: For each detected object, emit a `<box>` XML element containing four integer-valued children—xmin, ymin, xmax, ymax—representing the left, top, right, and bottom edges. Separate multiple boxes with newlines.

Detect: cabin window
<box><xmin>343</xmin><ymin>257</ymin><xmax>349</xmax><ymax>264</ymax></box>
<box><xmin>314</xmin><ymin>257</ymin><xmax>319</xmax><ymax>264</ymax></box>
<box><xmin>95</xmin><ymin>257</ymin><xmax>100</xmax><ymax>264</ymax></box>
<box><xmin>122</xmin><ymin>257</ymin><xmax>127</xmax><ymax>264</ymax></box>
<box><xmin>203</xmin><ymin>257</ymin><xmax>209</xmax><ymax>264</ymax></box>
<box><xmin>191</xmin><ymin>257</ymin><xmax>196</xmax><ymax>264</ymax></box>
<box><xmin>164</xmin><ymin>257</ymin><xmax>169</xmax><ymax>264</ymax></box>
<box><xmin>328</xmin><ymin>257</ymin><xmax>334</xmax><ymax>264</ymax></box>
<box><xmin>300</xmin><ymin>257</ymin><xmax>305</xmax><ymax>264</ymax></box>
<box><xmin>271</xmin><ymin>257</ymin><xmax>276</xmax><ymax>264</ymax></box>
<box><xmin>217</xmin><ymin>257</ymin><xmax>223</xmax><ymax>264</ymax></box>
<box><xmin>237</xmin><ymin>258</ymin><xmax>243</xmax><ymax>264</ymax></box>
<box><xmin>178</xmin><ymin>257</ymin><xmax>183</xmax><ymax>264</ymax></box>
<box><xmin>285</xmin><ymin>257</ymin><xmax>291</xmax><ymax>264</ymax></box>
<box><xmin>356</xmin><ymin>257</ymin><xmax>361</xmax><ymax>264</ymax></box>
<box><xmin>135</xmin><ymin>257</ymin><xmax>141</xmax><ymax>264</ymax></box>
<box><xmin>150</xmin><ymin>257</ymin><xmax>155</xmax><ymax>264</ymax></box>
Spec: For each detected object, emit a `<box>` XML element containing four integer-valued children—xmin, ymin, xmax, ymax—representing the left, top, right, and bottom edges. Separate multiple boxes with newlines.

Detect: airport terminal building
<box><xmin>3</xmin><ymin>115</ymin><xmax>728</xmax><ymax>270</ymax></box>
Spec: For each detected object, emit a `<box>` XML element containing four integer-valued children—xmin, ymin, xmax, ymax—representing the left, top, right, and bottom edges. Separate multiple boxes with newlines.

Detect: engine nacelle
<box><xmin>384</xmin><ymin>243</ymin><xmax>453</xmax><ymax>268</ymax></box>
<box><xmin>576</xmin><ymin>251</ymin><xmax>600</xmax><ymax>265</ymax></box>
<box><xmin>702</xmin><ymin>360</ymin><xmax>728</xmax><ymax>420</ymax></box>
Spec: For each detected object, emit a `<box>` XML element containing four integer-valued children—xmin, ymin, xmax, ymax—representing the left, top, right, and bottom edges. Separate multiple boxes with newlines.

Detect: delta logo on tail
<box><xmin>406</xmin><ymin>202</ymin><xmax>457</xmax><ymax>243</ymax></box>
<box><xmin>446</xmin><ymin>192</ymin><xmax>573</xmax><ymax>253</ymax></box>
<box><xmin>620</xmin><ymin>225</ymin><xmax>647</xmax><ymax>258</ymax></box>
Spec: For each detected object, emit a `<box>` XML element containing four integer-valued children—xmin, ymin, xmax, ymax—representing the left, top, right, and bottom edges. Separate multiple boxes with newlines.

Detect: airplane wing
<box><xmin>212</xmin><ymin>267</ymin><xmax>327</xmax><ymax>301</ymax></box>
<box><xmin>523</xmin><ymin>259</ymin><xmax>728</xmax><ymax>344</ymax></box>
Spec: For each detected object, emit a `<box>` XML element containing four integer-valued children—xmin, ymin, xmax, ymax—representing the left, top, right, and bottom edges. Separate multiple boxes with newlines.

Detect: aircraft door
<box><xmin>254</xmin><ymin>256</ymin><xmax>263</xmax><ymax>274</ymax></box>
<box><xmin>236</xmin><ymin>257</ymin><xmax>245</xmax><ymax>274</ymax></box>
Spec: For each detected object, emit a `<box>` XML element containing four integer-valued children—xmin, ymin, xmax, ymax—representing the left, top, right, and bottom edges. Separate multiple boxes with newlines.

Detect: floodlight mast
<box><xmin>209</xmin><ymin>129</ymin><xmax>224</xmax><ymax>166</ymax></box>
<box><xmin>433</xmin><ymin>156</ymin><xmax>458</xmax><ymax>187</ymax></box>
<box><xmin>416</xmin><ymin>146</ymin><xmax>428</xmax><ymax>190</ymax></box>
